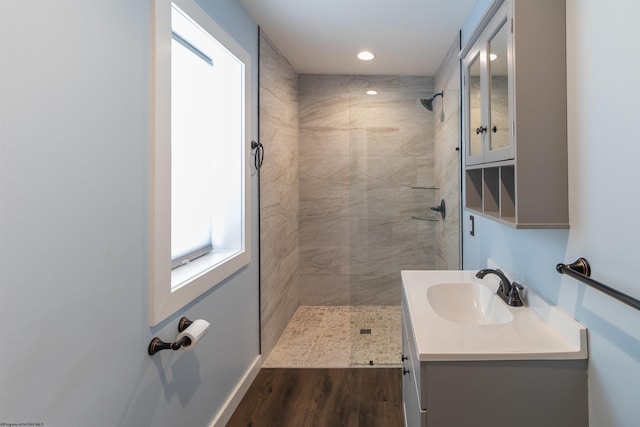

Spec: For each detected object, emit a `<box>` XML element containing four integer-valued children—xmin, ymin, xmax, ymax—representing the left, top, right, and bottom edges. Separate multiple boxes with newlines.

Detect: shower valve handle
<box><xmin>476</xmin><ymin>126</ymin><xmax>487</xmax><ymax>134</ymax></box>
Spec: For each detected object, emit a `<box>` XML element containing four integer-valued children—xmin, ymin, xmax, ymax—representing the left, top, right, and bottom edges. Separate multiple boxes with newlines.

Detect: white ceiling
<box><xmin>236</xmin><ymin>0</ymin><xmax>477</xmax><ymax>76</ymax></box>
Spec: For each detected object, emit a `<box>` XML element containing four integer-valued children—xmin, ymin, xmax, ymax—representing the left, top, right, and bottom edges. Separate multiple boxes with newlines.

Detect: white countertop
<box><xmin>402</xmin><ymin>270</ymin><xmax>588</xmax><ymax>362</ymax></box>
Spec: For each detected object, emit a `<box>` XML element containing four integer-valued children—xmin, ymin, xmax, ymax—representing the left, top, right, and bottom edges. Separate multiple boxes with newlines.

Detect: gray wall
<box><xmin>258</xmin><ymin>31</ymin><xmax>300</xmax><ymax>358</ymax></box>
<box><xmin>462</xmin><ymin>0</ymin><xmax>640</xmax><ymax>425</ymax></box>
<box><xmin>0</xmin><ymin>1</ymin><xmax>260</xmax><ymax>425</ymax></box>
<box><xmin>298</xmin><ymin>75</ymin><xmax>436</xmax><ymax>306</ymax></box>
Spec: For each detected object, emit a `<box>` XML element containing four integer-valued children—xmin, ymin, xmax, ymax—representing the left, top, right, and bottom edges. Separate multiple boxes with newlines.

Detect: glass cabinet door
<box><xmin>464</xmin><ymin>3</ymin><xmax>513</xmax><ymax>166</ymax></box>
<box><xmin>466</xmin><ymin>53</ymin><xmax>483</xmax><ymax>164</ymax></box>
<box><xmin>486</xmin><ymin>19</ymin><xmax>512</xmax><ymax>161</ymax></box>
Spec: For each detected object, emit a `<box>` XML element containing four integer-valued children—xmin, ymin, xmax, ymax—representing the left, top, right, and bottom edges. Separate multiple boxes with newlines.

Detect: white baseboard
<box><xmin>209</xmin><ymin>354</ymin><xmax>263</xmax><ymax>427</ymax></box>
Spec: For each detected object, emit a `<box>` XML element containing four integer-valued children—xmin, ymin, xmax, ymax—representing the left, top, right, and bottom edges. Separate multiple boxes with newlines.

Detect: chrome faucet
<box><xmin>475</xmin><ymin>268</ymin><xmax>524</xmax><ymax>307</ymax></box>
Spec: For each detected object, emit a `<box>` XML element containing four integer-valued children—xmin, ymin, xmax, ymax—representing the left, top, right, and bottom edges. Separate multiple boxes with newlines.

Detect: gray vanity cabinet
<box><xmin>401</xmin><ymin>308</ymin><xmax>426</xmax><ymax>427</ymax></box>
<box><xmin>462</xmin><ymin>0</ymin><xmax>569</xmax><ymax>228</ymax></box>
<box><xmin>401</xmin><ymin>301</ymin><xmax>589</xmax><ymax>427</ymax></box>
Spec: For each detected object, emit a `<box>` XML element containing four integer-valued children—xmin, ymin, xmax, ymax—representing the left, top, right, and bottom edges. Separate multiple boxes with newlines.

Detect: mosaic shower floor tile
<box><xmin>263</xmin><ymin>306</ymin><xmax>402</xmax><ymax>368</ymax></box>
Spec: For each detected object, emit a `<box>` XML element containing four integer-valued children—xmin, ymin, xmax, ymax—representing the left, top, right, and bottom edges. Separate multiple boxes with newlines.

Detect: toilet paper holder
<box><xmin>148</xmin><ymin>317</ymin><xmax>196</xmax><ymax>355</ymax></box>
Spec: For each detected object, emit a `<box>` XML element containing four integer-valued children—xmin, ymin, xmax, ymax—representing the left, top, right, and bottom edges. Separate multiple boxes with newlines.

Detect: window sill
<box><xmin>171</xmin><ymin>248</ymin><xmax>242</xmax><ymax>292</ymax></box>
<box><xmin>150</xmin><ymin>246</ymin><xmax>249</xmax><ymax>326</ymax></box>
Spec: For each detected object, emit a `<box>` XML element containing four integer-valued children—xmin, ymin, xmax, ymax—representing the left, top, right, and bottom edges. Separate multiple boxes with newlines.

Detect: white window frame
<box><xmin>149</xmin><ymin>0</ymin><xmax>251</xmax><ymax>326</ymax></box>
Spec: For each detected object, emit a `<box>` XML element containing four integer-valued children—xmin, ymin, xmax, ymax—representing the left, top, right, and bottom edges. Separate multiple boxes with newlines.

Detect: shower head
<box><xmin>420</xmin><ymin>91</ymin><xmax>444</xmax><ymax>111</ymax></box>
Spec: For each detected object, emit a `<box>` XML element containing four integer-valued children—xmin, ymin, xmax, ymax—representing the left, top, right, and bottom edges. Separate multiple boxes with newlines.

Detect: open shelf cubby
<box><xmin>465</xmin><ymin>169</ymin><xmax>483</xmax><ymax>211</ymax></box>
<box><xmin>483</xmin><ymin>167</ymin><xmax>500</xmax><ymax>218</ymax></box>
<box><xmin>500</xmin><ymin>165</ymin><xmax>515</xmax><ymax>223</ymax></box>
<box><xmin>465</xmin><ymin>162</ymin><xmax>569</xmax><ymax>229</ymax></box>
<box><xmin>465</xmin><ymin>163</ymin><xmax>534</xmax><ymax>227</ymax></box>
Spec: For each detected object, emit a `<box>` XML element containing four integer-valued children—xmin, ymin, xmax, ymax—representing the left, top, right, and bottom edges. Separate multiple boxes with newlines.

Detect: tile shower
<box><xmin>259</xmin><ymin>31</ymin><xmax>461</xmax><ymax>367</ymax></box>
<box><xmin>298</xmin><ymin>74</ymin><xmax>437</xmax><ymax>307</ymax></box>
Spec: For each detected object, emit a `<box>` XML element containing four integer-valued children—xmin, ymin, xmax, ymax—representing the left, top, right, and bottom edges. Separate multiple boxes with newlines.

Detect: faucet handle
<box><xmin>507</xmin><ymin>282</ymin><xmax>524</xmax><ymax>307</ymax></box>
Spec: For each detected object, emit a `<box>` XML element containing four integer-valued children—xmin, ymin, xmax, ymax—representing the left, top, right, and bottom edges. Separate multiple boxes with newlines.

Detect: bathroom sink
<box><xmin>427</xmin><ymin>282</ymin><xmax>513</xmax><ymax>325</ymax></box>
<box><xmin>402</xmin><ymin>269</ymin><xmax>588</xmax><ymax>361</ymax></box>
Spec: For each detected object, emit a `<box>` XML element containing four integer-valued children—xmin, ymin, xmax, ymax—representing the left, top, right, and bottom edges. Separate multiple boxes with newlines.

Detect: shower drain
<box><xmin>359</xmin><ymin>328</ymin><xmax>372</xmax><ymax>334</ymax></box>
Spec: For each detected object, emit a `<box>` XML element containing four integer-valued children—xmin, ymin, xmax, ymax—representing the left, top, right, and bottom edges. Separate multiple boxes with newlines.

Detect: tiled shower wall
<box><xmin>434</xmin><ymin>35</ymin><xmax>462</xmax><ymax>269</ymax></box>
<box><xmin>298</xmin><ymin>75</ymin><xmax>437</xmax><ymax>306</ymax></box>
<box><xmin>259</xmin><ymin>31</ymin><xmax>299</xmax><ymax>357</ymax></box>
<box><xmin>259</xmin><ymin>30</ymin><xmax>462</xmax><ymax>354</ymax></box>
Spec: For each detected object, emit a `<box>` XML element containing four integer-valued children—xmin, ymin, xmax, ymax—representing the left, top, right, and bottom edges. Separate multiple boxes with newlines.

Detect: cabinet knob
<box><xmin>475</xmin><ymin>126</ymin><xmax>487</xmax><ymax>135</ymax></box>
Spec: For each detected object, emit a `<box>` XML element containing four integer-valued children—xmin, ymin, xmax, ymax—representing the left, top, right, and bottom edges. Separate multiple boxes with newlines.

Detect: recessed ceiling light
<box><xmin>366</xmin><ymin>90</ymin><xmax>378</xmax><ymax>95</ymax></box>
<box><xmin>489</xmin><ymin>53</ymin><xmax>498</xmax><ymax>61</ymax></box>
<box><xmin>357</xmin><ymin>50</ymin><xmax>375</xmax><ymax>61</ymax></box>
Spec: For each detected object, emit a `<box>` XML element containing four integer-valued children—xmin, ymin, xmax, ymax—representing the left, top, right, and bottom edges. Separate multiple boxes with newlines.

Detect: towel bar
<box><xmin>556</xmin><ymin>258</ymin><xmax>640</xmax><ymax>311</ymax></box>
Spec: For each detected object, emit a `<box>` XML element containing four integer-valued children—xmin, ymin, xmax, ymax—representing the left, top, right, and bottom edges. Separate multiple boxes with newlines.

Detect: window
<box><xmin>150</xmin><ymin>0</ymin><xmax>251</xmax><ymax>326</ymax></box>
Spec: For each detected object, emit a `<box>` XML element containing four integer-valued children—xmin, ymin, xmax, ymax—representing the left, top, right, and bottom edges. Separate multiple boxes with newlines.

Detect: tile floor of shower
<box><xmin>263</xmin><ymin>306</ymin><xmax>402</xmax><ymax>368</ymax></box>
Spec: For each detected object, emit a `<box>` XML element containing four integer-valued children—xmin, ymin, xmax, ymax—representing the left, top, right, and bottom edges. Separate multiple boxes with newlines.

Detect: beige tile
<box><xmin>299</xmin><ymin>214</ymin><xmax>350</xmax><ymax>247</ymax></box>
<box><xmin>299</xmin><ymin>245</ymin><xmax>350</xmax><ymax>276</ymax></box>
<box><xmin>259</xmin><ymin>31</ymin><xmax>300</xmax><ymax>357</ymax></box>
<box><xmin>298</xmin><ymin>74</ymin><xmax>439</xmax><ymax>306</ymax></box>
<box><xmin>298</xmin><ymin>274</ymin><xmax>351</xmax><ymax>306</ymax></box>
<box><xmin>263</xmin><ymin>306</ymin><xmax>402</xmax><ymax>368</ymax></box>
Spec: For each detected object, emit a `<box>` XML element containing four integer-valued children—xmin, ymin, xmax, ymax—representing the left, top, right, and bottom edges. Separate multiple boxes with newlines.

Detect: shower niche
<box><xmin>461</xmin><ymin>0</ymin><xmax>569</xmax><ymax>228</ymax></box>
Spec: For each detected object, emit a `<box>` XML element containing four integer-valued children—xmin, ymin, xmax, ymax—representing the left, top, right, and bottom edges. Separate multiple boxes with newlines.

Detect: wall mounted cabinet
<box><xmin>461</xmin><ymin>0</ymin><xmax>569</xmax><ymax>228</ymax></box>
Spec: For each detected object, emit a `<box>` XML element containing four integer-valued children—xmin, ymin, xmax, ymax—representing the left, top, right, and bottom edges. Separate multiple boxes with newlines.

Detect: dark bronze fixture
<box><xmin>178</xmin><ymin>316</ymin><xmax>193</xmax><ymax>332</ymax></box>
<box><xmin>148</xmin><ymin>336</ymin><xmax>191</xmax><ymax>355</ymax></box>
<box><xmin>557</xmin><ymin>258</ymin><xmax>590</xmax><ymax>276</ymax></box>
<box><xmin>476</xmin><ymin>125</ymin><xmax>497</xmax><ymax>134</ymax></box>
<box><xmin>430</xmin><ymin>199</ymin><xmax>446</xmax><ymax>220</ymax></box>
<box><xmin>420</xmin><ymin>91</ymin><xmax>443</xmax><ymax>111</ymax></box>
<box><xmin>251</xmin><ymin>140</ymin><xmax>264</xmax><ymax>171</ymax></box>
<box><xmin>556</xmin><ymin>258</ymin><xmax>640</xmax><ymax>311</ymax></box>
<box><xmin>475</xmin><ymin>268</ymin><xmax>524</xmax><ymax>307</ymax></box>
<box><xmin>148</xmin><ymin>316</ymin><xmax>194</xmax><ymax>356</ymax></box>
<box><xmin>507</xmin><ymin>282</ymin><xmax>524</xmax><ymax>307</ymax></box>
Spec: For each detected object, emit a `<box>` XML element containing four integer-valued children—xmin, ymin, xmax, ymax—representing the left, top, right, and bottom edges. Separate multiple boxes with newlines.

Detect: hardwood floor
<box><xmin>227</xmin><ymin>368</ymin><xmax>404</xmax><ymax>427</ymax></box>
